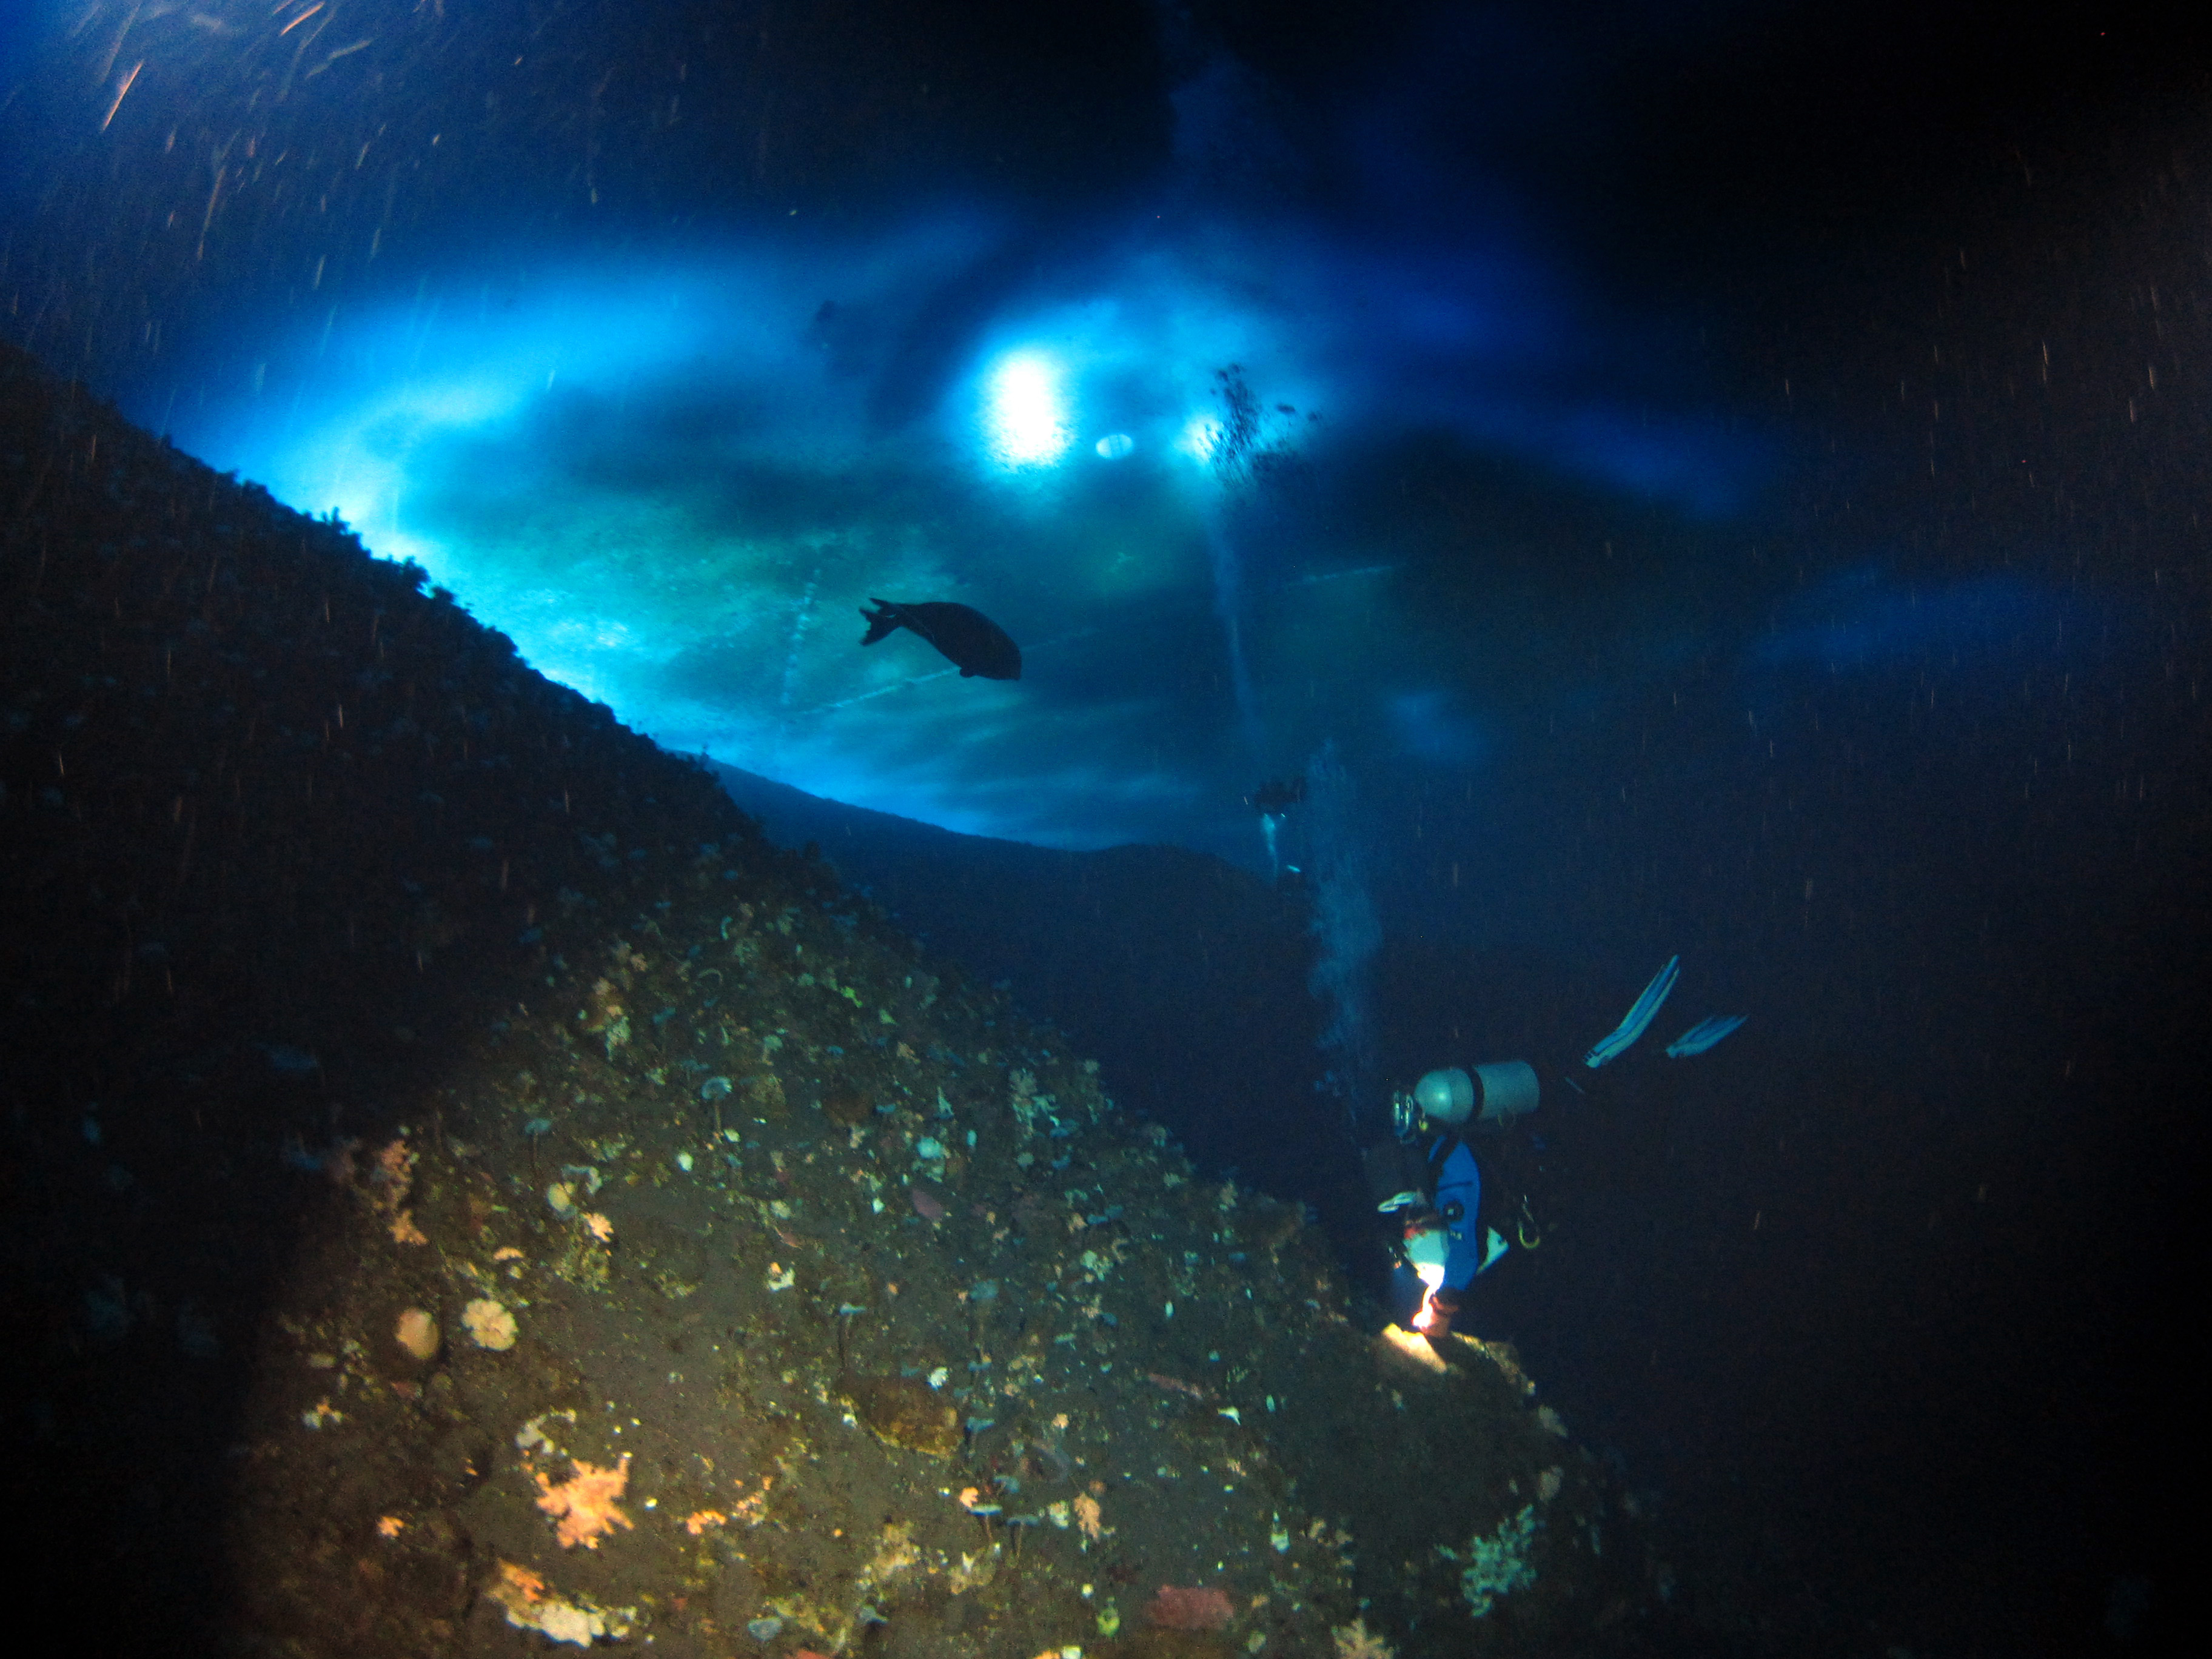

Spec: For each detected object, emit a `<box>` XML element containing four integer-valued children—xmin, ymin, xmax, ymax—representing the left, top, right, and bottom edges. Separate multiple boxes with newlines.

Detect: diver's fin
<box><xmin>1583</xmin><ymin>954</ymin><xmax>1680</xmax><ymax>1068</ymax></box>
<box><xmin>1665</xmin><ymin>1014</ymin><xmax>1747</xmax><ymax>1058</ymax></box>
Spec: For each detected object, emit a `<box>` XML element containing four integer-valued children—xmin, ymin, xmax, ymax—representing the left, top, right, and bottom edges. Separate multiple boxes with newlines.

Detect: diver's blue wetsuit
<box><xmin>1390</xmin><ymin>1138</ymin><xmax>1484</xmax><ymax>1327</ymax></box>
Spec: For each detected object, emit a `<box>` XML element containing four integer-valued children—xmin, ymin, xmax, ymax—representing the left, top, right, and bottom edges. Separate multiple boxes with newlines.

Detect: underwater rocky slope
<box><xmin>2</xmin><ymin>341</ymin><xmax>1675</xmax><ymax>1658</ymax></box>
<box><xmin>705</xmin><ymin>766</ymin><xmax>1349</xmax><ymax>1234</ymax></box>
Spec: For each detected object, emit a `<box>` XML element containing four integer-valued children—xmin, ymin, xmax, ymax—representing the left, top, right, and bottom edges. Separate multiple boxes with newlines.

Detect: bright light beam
<box><xmin>984</xmin><ymin>350</ymin><xmax>1071</xmax><ymax>467</ymax></box>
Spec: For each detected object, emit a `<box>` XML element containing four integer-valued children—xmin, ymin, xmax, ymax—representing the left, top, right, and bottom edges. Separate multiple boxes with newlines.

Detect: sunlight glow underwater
<box><xmin>178</xmin><ymin>231</ymin><xmax>1774</xmax><ymax>852</ymax></box>
<box><xmin>982</xmin><ymin>350</ymin><xmax>1073</xmax><ymax>467</ymax></box>
<box><xmin>212</xmin><ymin>256</ymin><xmax>1289</xmax><ymax>843</ymax></box>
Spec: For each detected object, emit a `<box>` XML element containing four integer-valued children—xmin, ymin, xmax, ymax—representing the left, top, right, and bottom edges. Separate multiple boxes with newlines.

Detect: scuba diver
<box><xmin>1363</xmin><ymin>1064</ymin><xmax>1524</xmax><ymax>1338</ymax></box>
<box><xmin>1245</xmin><ymin>777</ymin><xmax>1305</xmax><ymax>886</ymax></box>
<box><xmin>1367</xmin><ymin>957</ymin><xmax>1746</xmax><ymax>1339</ymax></box>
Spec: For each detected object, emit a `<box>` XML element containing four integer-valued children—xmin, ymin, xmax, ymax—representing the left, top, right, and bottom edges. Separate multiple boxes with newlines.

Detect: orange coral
<box><xmin>1073</xmin><ymin>1493</ymin><xmax>1104</xmax><ymax>1541</ymax></box>
<box><xmin>683</xmin><ymin>1509</ymin><xmax>727</xmax><ymax>1535</ymax></box>
<box><xmin>495</xmin><ymin>1561</ymin><xmax>548</xmax><ymax>1606</ymax></box>
<box><xmin>369</xmin><ymin>1138</ymin><xmax>415</xmax><ymax>1204</ymax></box>
<box><xmin>366</xmin><ymin>1138</ymin><xmax>419</xmax><ymax>1231</ymax></box>
<box><xmin>534</xmin><ymin>1455</ymin><xmax>634</xmax><ymax>1549</ymax></box>
<box><xmin>730</xmin><ymin>1476</ymin><xmax>773</xmax><ymax>1526</ymax></box>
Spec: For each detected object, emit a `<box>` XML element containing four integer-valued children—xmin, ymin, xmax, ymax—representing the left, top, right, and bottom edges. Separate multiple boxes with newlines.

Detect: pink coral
<box><xmin>1147</xmin><ymin>1584</ymin><xmax>1235</xmax><ymax>1632</ymax></box>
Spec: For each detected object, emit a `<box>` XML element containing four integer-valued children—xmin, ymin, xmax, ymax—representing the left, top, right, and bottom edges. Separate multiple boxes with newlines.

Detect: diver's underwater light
<box><xmin>984</xmin><ymin>351</ymin><xmax>1072</xmax><ymax>467</ymax></box>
